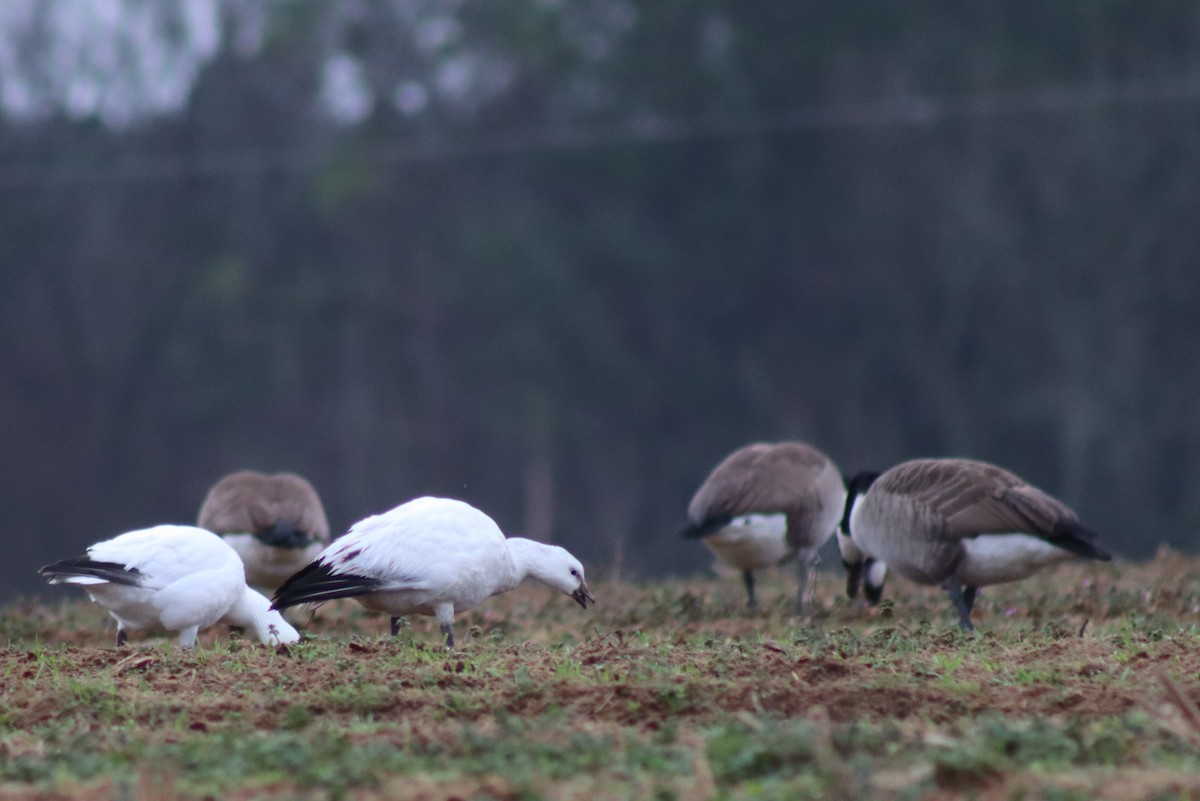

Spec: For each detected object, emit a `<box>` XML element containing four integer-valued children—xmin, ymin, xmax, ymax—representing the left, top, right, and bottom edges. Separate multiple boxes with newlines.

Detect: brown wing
<box><xmin>875</xmin><ymin>458</ymin><xmax>1078</xmax><ymax>539</ymax></box>
<box><xmin>687</xmin><ymin>441</ymin><xmax>837</xmax><ymax>524</ymax></box>
<box><xmin>197</xmin><ymin>470</ymin><xmax>330</xmax><ymax>543</ymax></box>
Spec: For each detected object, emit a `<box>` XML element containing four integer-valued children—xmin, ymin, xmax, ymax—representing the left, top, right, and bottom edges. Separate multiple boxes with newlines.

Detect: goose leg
<box><xmin>177</xmin><ymin>626</ymin><xmax>200</xmax><ymax>649</ymax></box>
<box><xmin>435</xmin><ymin>604</ymin><xmax>456</xmax><ymax>649</ymax></box>
<box><xmin>742</xmin><ymin>570</ymin><xmax>758</xmax><ymax>611</ymax></box>
<box><xmin>962</xmin><ymin>586</ymin><xmax>978</xmax><ymax>616</ymax></box>
<box><xmin>795</xmin><ymin>557</ymin><xmax>818</xmax><ymax>615</ymax></box>
<box><xmin>116</xmin><ymin>628</ymin><xmax>128</xmax><ymax>647</ymax></box>
<box><xmin>939</xmin><ymin>576</ymin><xmax>975</xmax><ymax>632</ymax></box>
<box><xmin>390</xmin><ymin>617</ymin><xmax>402</xmax><ymax>637</ymax></box>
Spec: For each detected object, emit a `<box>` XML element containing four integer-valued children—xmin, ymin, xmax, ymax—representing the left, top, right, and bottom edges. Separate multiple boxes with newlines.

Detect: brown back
<box><xmin>873</xmin><ymin>458</ymin><xmax>1078</xmax><ymax>539</ymax></box>
<box><xmin>688</xmin><ymin>441</ymin><xmax>841</xmax><ymax>540</ymax></box>
<box><xmin>197</xmin><ymin>470</ymin><xmax>330</xmax><ymax>543</ymax></box>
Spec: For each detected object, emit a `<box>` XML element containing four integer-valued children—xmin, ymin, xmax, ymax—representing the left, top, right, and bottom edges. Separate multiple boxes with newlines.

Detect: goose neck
<box><xmin>504</xmin><ymin>537</ymin><xmax>549</xmax><ymax>587</ymax></box>
<box><xmin>225</xmin><ymin>587</ymin><xmax>290</xmax><ymax>644</ymax></box>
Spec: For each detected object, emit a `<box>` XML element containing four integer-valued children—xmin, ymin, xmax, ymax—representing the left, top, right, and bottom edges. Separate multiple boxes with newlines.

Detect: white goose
<box><xmin>271</xmin><ymin>496</ymin><xmax>595</xmax><ymax>648</ymax></box>
<box><xmin>40</xmin><ymin>525</ymin><xmax>300</xmax><ymax>648</ymax></box>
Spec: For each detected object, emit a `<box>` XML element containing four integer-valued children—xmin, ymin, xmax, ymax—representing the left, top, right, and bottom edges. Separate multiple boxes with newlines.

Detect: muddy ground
<box><xmin>2</xmin><ymin>551</ymin><xmax>1200</xmax><ymax>799</ymax></box>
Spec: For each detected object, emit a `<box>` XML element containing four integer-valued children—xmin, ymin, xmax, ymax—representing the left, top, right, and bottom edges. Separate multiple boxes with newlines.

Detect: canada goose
<box><xmin>197</xmin><ymin>470</ymin><xmax>330</xmax><ymax>592</ymax></box>
<box><xmin>271</xmin><ymin>496</ymin><xmax>594</xmax><ymax>648</ymax></box>
<box><xmin>839</xmin><ymin>458</ymin><xmax>1111</xmax><ymax>630</ymax></box>
<box><xmin>40</xmin><ymin>525</ymin><xmax>300</xmax><ymax>648</ymax></box>
<box><xmin>680</xmin><ymin>441</ymin><xmax>846</xmax><ymax>612</ymax></box>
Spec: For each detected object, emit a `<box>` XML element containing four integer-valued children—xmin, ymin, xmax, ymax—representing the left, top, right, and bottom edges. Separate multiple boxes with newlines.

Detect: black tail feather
<box><xmin>1048</xmin><ymin>520</ymin><xmax>1111</xmax><ymax>561</ymax></box>
<box><xmin>271</xmin><ymin>560</ymin><xmax>386</xmax><ymax>610</ymax></box>
<box><xmin>679</xmin><ymin>514</ymin><xmax>732</xmax><ymax>540</ymax></box>
<box><xmin>39</xmin><ymin>558</ymin><xmax>142</xmax><ymax>586</ymax></box>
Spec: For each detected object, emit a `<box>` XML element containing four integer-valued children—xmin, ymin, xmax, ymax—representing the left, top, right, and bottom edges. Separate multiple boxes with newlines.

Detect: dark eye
<box><xmin>570</xmin><ymin>568</ymin><xmax>579</xmax><ymax>577</ymax></box>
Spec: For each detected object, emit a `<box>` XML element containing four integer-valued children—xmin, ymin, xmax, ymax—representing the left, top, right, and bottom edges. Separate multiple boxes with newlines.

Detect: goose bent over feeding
<box><xmin>40</xmin><ymin>525</ymin><xmax>300</xmax><ymax>648</ymax></box>
<box><xmin>838</xmin><ymin>458</ymin><xmax>1112</xmax><ymax>630</ymax></box>
<box><xmin>270</xmin><ymin>496</ymin><xmax>595</xmax><ymax>648</ymax></box>
<box><xmin>680</xmin><ymin>441</ymin><xmax>847</xmax><ymax>612</ymax></box>
<box><xmin>197</xmin><ymin>470</ymin><xmax>330</xmax><ymax>592</ymax></box>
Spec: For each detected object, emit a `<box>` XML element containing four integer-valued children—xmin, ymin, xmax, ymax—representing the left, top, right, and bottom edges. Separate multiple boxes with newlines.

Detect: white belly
<box><xmin>85</xmin><ymin>584</ymin><xmax>161</xmax><ymax>631</ymax></box>
<box><xmin>701</xmin><ymin>514</ymin><xmax>793</xmax><ymax>571</ymax></box>
<box><xmin>959</xmin><ymin>534</ymin><xmax>1073</xmax><ymax>587</ymax></box>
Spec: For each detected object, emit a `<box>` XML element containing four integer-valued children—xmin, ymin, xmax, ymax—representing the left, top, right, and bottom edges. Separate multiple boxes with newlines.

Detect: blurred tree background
<box><xmin>2</xmin><ymin>1</ymin><xmax>1199</xmax><ymax>600</ymax></box>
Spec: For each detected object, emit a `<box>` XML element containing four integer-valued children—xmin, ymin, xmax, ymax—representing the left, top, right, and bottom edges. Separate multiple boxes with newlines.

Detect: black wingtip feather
<box><xmin>679</xmin><ymin>515</ymin><xmax>733</xmax><ymax>540</ymax></box>
<box><xmin>38</xmin><ymin>557</ymin><xmax>142</xmax><ymax>586</ymax></box>
<box><xmin>1049</xmin><ymin>520</ymin><xmax>1112</xmax><ymax>561</ymax></box>
<box><xmin>271</xmin><ymin>559</ymin><xmax>385</xmax><ymax>610</ymax></box>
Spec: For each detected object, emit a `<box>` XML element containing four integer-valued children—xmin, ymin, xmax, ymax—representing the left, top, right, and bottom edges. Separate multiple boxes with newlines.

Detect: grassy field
<box><xmin>3</xmin><ymin>551</ymin><xmax>1200</xmax><ymax>800</ymax></box>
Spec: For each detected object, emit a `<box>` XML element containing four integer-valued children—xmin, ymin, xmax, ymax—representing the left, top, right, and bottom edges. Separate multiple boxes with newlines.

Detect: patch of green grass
<box><xmin>5</xmin><ymin>560</ymin><xmax>1200</xmax><ymax>799</ymax></box>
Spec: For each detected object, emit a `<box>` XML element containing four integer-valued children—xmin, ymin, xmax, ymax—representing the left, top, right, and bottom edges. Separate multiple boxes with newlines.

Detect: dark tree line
<box><xmin>2</xmin><ymin>1</ymin><xmax>1200</xmax><ymax>600</ymax></box>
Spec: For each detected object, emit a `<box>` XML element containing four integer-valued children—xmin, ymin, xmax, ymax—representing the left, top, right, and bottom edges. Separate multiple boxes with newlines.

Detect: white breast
<box><xmin>846</xmin><ymin>499</ymin><xmax>886</xmax><ymax>560</ymax></box>
<box><xmin>700</xmin><ymin>514</ymin><xmax>792</xmax><ymax>571</ymax></box>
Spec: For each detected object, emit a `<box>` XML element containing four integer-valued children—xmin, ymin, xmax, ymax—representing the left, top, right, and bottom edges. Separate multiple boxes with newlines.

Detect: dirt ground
<box><xmin>3</xmin><ymin>550</ymin><xmax>1200</xmax><ymax>799</ymax></box>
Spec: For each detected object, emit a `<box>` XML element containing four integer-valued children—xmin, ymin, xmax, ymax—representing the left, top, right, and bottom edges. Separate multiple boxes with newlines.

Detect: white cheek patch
<box><xmin>866</xmin><ymin>559</ymin><xmax>888</xmax><ymax>589</ymax></box>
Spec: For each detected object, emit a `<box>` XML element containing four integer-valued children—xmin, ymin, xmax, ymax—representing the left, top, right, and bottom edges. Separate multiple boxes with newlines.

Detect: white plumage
<box><xmin>40</xmin><ymin>525</ymin><xmax>300</xmax><ymax>648</ymax></box>
<box><xmin>271</xmin><ymin>496</ymin><xmax>594</xmax><ymax>647</ymax></box>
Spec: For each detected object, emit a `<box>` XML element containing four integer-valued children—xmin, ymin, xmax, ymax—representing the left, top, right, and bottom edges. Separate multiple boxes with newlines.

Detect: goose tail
<box><xmin>1048</xmin><ymin>520</ymin><xmax>1111</xmax><ymax>561</ymax></box>
<box><xmin>270</xmin><ymin>560</ymin><xmax>386</xmax><ymax>610</ymax></box>
<box><xmin>679</xmin><ymin>515</ymin><xmax>732</xmax><ymax>540</ymax></box>
<box><xmin>39</xmin><ymin>558</ymin><xmax>142</xmax><ymax>587</ymax></box>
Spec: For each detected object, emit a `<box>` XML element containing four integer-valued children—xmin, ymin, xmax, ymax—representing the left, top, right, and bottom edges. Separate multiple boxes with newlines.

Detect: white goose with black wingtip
<box><xmin>838</xmin><ymin>458</ymin><xmax>1112</xmax><ymax>630</ymax></box>
<box><xmin>680</xmin><ymin>441</ymin><xmax>846</xmax><ymax>612</ymax></box>
<box><xmin>40</xmin><ymin>524</ymin><xmax>300</xmax><ymax>648</ymax></box>
<box><xmin>270</xmin><ymin>496</ymin><xmax>595</xmax><ymax>648</ymax></box>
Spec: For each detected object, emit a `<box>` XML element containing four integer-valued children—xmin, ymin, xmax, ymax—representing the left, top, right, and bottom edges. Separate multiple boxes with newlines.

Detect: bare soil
<box><xmin>3</xmin><ymin>550</ymin><xmax>1200</xmax><ymax>799</ymax></box>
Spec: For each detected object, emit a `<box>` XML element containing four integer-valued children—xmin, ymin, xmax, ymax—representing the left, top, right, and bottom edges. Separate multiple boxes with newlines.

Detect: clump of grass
<box><xmin>3</xmin><ymin>557</ymin><xmax>1200</xmax><ymax>799</ymax></box>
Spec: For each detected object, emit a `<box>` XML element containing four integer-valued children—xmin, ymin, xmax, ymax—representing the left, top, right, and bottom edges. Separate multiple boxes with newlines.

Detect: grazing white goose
<box><xmin>271</xmin><ymin>496</ymin><xmax>594</xmax><ymax>648</ymax></box>
<box><xmin>197</xmin><ymin>470</ymin><xmax>330</xmax><ymax>592</ymax></box>
<box><xmin>40</xmin><ymin>525</ymin><xmax>300</xmax><ymax>648</ymax></box>
<box><xmin>680</xmin><ymin>441</ymin><xmax>846</xmax><ymax>612</ymax></box>
<box><xmin>839</xmin><ymin>458</ymin><xmax>1112</xmax><ymax>630</ymax></box>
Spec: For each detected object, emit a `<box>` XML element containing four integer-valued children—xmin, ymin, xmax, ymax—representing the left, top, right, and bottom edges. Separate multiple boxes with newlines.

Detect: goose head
<box><xmin>257</xmin><ymin>518</ymin><xmax>316</xmax><ymax>550</ymax></box>
<box><xmin>226</xmin><ymin>586</ymin><xmax>302</xmax><ymax>645</ymax></box>
<box><xmin>838</xmin><ymin>471</ymin><xmax>881</xmax><ymax>599</ymax></box>
<box><xmin>517</xmin><ymin>542</ymin><xmax>595</xmax><ymax>609</ymax></box>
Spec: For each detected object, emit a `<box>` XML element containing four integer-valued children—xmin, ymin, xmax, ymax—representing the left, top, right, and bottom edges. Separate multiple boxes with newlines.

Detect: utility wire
<box><xmin>2</xmin><ymin>76</ymin><xmax>1200</xmax><ymax>190</ymax></box>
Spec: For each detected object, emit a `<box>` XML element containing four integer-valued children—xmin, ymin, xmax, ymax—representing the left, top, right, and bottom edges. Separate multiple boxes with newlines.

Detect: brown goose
<box><xmin>680</xmin><ymin>441</ymin><xmax>846</xmax><ymax>612</ymax></box>
<box><xmin>838</xmin><ymin>458</ymin><xmax>1111</xmax><ymax>630</ymax></box>
<box><xmin>197</xmin><ymin>470</ymin><xmax>330</xmax><ymax>592</ymax></box>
